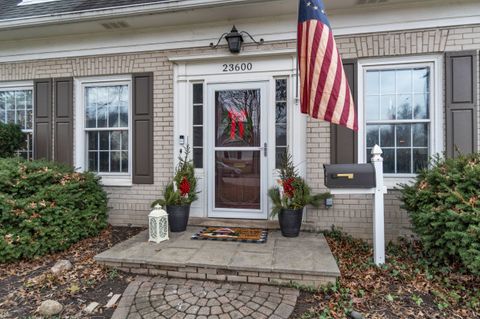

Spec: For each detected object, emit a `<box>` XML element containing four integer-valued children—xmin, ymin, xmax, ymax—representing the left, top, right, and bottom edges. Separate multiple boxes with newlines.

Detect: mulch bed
<box><xmin>291</xmin><ymin>230</ymin><xmax>480</xmax><ymax>319</ymax></box>
<box><xmin>0</xmin><ymin>226</ymin><xmax>144</xmax><ymax>319</ymax></box>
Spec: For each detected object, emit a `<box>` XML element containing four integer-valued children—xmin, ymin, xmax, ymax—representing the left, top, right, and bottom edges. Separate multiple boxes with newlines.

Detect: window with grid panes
<box><xmin>364</xmin><ymin>67</ymin><xmax>430</xmax><ymax>174</ymax></box>
<box><xmin>0</xmin><ymin>87</ymin><xmax>33</xmax><ymax>160</ymax></box>
<box><xmin>275</xmin><ymin>79</ymin><xmax>288</xmax><ymax>168</ymax></box>
<box><xmin>84</xmin><ymin>84</ymin><xmax>130</xmax><ymax>174</ymax></box>
<box><xmin>192</xmin><ymin>83</ymin><xmax>204</xmax><ymax>168</ymax></box>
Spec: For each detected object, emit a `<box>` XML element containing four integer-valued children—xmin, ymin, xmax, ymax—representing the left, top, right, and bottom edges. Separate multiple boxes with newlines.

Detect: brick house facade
<box><xmin>0</xmin><ymin>0</ymin><xmax>479</xmax><ymax>242</ymax></box>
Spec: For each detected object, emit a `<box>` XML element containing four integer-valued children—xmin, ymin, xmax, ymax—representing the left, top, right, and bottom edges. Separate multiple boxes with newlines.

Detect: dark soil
<box><xmin>291</xmin><ymin>231</ymin><xmax>480</xmax><ymax>319</ymax></box>
<box><xmin>0</xmin><ymin>226</ymin><xmax>144</xmax><ymax>318</ymax></box>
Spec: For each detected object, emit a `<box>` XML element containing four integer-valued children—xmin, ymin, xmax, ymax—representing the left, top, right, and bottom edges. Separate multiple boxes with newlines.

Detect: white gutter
<box><xmin>0</xmin><ymin>0</ymin><xmax>268</xmax><ymax>30</ymax></box>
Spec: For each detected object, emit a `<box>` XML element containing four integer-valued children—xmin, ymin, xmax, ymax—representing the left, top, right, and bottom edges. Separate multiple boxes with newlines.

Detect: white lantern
<box><xmin>148</xmin><ymin>204</ymin><xmax>169</xmax><ymax>243</ymax></box>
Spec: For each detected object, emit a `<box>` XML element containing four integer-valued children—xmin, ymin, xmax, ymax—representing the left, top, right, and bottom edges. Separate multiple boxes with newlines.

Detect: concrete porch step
<box><xmin>94</xmin><ymin>227</ymin><xmax>341</xmax><ymax>289</ymax></box>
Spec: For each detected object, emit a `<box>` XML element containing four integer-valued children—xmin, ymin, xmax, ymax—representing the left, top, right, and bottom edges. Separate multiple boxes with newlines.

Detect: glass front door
<box><xmin>207</xmin><ymin>82</ymin><xmax>268</xmax><ymax>219</ymax></box>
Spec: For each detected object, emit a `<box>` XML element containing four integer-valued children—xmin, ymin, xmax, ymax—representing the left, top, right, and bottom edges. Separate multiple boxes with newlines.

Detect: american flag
<box><xmin>298</xmin><ymin>0</ymin><xmax>358</xmax><ymax>131</ymax></box>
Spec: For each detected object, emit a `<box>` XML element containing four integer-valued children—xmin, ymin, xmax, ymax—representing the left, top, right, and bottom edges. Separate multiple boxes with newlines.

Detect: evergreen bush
<box><xmin>0</xmin><ymin>158</ymin><xmax>108</xmax><ymax>262</ymax></box>
<box><xmin>0</xmin><ymin>122</ymin><xmax>25</xmax><ymax>158</ymax></box>
<box><xmin>400</xmin><ymin>153</ymin><xmax>480</xmax><ymax>275</ymax></box>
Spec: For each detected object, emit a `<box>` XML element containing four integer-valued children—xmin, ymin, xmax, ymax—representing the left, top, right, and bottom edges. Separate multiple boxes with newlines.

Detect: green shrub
<box><xmin>0</xmin><ymin>122</ymin><xmax>25</xmax><ymax>158</ymax></box>
<box><xmin>0</xmin><ymin>158</ymin><xmax>108</xmax><ymax>263</ymax></box>
<box><xmin>400</xmin><ymin>153</ymin><xmax>480</xmax><ymax>275</ymax></box>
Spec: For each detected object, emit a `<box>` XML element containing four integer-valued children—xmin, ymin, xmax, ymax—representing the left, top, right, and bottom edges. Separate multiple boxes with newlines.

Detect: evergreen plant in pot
<box><xmin>152</xmin><ymin>146</ymin><xmax>198</xmax><ymax>232</ymax></box>
<box><xmin>268</xmin><ymin>151</ymin><xmax>329</xmax><ymax>237</ymax></box>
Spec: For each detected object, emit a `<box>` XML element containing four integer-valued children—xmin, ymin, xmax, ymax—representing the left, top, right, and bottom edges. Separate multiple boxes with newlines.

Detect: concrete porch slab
<box><xmin>95</xmin><ymin>227</ymin><xmax>340</xmax><ymax>288</ymax></box>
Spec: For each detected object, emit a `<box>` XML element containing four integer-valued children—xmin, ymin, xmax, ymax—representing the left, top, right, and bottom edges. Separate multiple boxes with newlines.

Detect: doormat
<box><xmin>191</xmin><ymin>227</ymin><xmax>268</xmax><ymax>244</ymax></box>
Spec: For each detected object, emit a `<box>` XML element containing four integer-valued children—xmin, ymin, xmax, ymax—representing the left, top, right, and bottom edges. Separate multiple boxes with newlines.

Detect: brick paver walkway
<box><xmin>112</xmin><ymin>276</ymin><xmax>299</xmax><ymax>319</ymax></box>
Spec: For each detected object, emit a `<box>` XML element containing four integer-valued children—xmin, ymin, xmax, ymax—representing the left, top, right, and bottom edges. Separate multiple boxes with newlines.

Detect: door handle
<box><xmin>262</xmin><ymin>142</ymin><xmax>267</xmax><ymax>157</ymax></box>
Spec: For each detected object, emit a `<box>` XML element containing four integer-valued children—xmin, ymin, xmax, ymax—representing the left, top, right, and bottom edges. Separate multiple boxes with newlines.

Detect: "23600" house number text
<box><xmin>222</xmin><ymin>63</ymin><xmax>253</xmax><ymax>72</ymax></box>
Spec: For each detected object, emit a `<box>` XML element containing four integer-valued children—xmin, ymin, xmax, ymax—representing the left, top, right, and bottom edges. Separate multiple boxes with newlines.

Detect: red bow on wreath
<box><xmin>228</xmin><ymin>109</ymin><xmax>248</xmax><ymax>140</ymax></box>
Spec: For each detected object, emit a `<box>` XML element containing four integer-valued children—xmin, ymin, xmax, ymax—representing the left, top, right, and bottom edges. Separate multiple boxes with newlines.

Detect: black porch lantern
<box><xmin>225</xmin><ymin>26</ymin><xmax>243</xmax><ymax>53</ymax></box>
<box><xmin>210</xmin><ymin>25</ymin><xmax>264</xmax><ymax>54</ymax></box>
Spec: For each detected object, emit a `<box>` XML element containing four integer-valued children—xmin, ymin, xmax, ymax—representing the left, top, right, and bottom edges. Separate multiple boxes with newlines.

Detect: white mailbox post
<box><xmin>329</xmin><ymin>144</ymin><xmax>386</xmax><ymax>266</ymax></box>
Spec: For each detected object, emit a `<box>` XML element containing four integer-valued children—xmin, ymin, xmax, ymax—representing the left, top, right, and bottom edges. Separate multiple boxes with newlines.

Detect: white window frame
<box><xmin>74</xmin><ymin>75</ymin><xmax>133</xmax><ymax>187</ymax></box>
<box><xmin>357</xmin><ymin>55</ymin><xmax>443</xmax><ymax>188</ymax></box>
<box><xmin>0</xmin><ymin>81</ymin><xmax>35</xmax><ymax>159</ymax></box>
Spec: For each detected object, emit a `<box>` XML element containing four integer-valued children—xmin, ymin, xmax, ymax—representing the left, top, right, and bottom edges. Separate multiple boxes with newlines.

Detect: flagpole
<box><xmin>295</xmin><ymin>0</ymin><xmax>300</xmax><ymax>102</ymax></box>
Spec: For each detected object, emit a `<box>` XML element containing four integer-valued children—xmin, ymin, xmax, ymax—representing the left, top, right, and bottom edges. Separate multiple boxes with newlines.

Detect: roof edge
<box><xmin>0</xmin><ymin>0</ymin><xmax>267</xmax><ymax>30</ymax></box>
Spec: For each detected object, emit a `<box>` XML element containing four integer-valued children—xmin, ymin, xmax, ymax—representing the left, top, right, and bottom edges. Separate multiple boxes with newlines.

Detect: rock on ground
<box><xmin>37</xmin><ymin>300</ymin><xmax>63</xmax><ymax>316</ymax></box>
<box><xmin>50</xmin><ymin>259</ymin><xmax>73</xmax><ymax>275</ymax></box>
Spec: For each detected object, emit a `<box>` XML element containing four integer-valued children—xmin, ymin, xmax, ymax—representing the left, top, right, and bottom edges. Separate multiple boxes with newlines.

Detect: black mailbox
<box><xmin>324</xmin><ymin>164</ymin><xmax>376</xmax><ymax>189</ymax></box>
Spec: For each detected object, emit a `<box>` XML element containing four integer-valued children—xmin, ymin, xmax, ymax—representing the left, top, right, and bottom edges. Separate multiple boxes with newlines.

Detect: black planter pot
<box><xmin>278</xmin><ymin>208</ymin><xmax>304</xmax><ymax>238</ymax></box>
<box><xmin>166</xmin><ymin>205</ymin><xmax>190</xmax><ymax>232</ymax></box>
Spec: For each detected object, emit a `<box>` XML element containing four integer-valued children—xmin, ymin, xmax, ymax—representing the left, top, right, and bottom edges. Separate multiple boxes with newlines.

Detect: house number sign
<box><xmin>222</xmin><ymin>63</ymin><xmax>253</xmax><ymax>72</ymax></box>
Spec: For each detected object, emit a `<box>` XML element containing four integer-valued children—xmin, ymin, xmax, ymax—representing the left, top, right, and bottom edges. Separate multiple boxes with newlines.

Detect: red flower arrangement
<box><xmin>179</xmin><ymin>176</ymin><xmax>191</xmax><ymax>197</ymax></box>
<box><xmin>282</xmin><ymin>177</ymin><xmax>295</xmax><ymax>198</ymax></box>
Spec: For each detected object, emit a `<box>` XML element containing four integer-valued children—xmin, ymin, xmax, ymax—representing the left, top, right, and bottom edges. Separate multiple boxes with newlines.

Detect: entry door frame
<box><xmin>206</xmin><ymin>81</ymin><xmax>269</xmax><ymax>219</ymax></box>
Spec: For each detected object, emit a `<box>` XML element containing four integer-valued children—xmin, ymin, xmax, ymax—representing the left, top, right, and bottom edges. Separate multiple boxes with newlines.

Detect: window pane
<box><xmin>276</xmin><ymin>102</ymin><xmax>287</xmax><ymax>124</ymax></box>
<box><xmin>382</xmin><ymin>148</ymin><xmax>395</xmax><ymax>173</ymax></box>
<box><xmin>99</xmin><ymin>131</ymin><xmax>109</xmax><ymax>150</ymax></box>
<box><xmin>414</xmin><ymin>93</ymin><xmax>429</xmax><ymax>119</ymax></box>
<box><xmin>88</xmin><ymin>132</ymin><xmax>98</xmax><ymax>150</ymax></box>
<box><xmin>194</xmin><ymin>127</ymin><xmax>203</xmax><ymax>147</ymax></box>
<box><xmin>276</xmin><ymin>147</ymin><xmax>287</xmax><ymax>169</ymax></box>
<box><xmin>119</xmin><ymin>104</ymin><xmax>128</xmax><ymax>127</ymax></box>
<box><xmin>109</xmin><ymin>105</ymin><xmax>120</xmax><ymax>128</ymax></box>
<box><xmin>193</xmin><ymin>105</ymin><xmax>203</xmax><ymax>125</ymax></box>
<box><xmin>99</xmin><ymin>152</ymin><xmax>109</xmax><ymax>172</ymax></box>
<box><xmin>413</xmin><ymin>124</ymin><xmax>429</xmax><ymax>147</ymax></box>
<box><xmin>366</xmin><ymin>96</ymin><xmax>380</xmax><ymax>120</ymax></box>
<box><xmin>396</xmin><ymin>94</ymin><xmax>412</xmax><ymax>119</ymax></box>
<box><xmin>276</xmin><ymin>124</ymin><xmax>287</xmax><ymax>146</ymax></box>
<box><xmin>413</xmin><ymin>148</ymin><xmax>429</xmax><ymax>172</ymax></box>
<box><xmin>88</xmin><ymin>152</ymin><xmax>98</xmax><ymax>172</ymax></box>
<box><xmin>366</xmin><ymin>125</ymin><xmax>379</xmax><ymax>147</ymax></box>
<box><xmin>97</xmin><ymin>105</ymin><xmax>107</xmax><ymax>128</ymax></box>
<box><xmin>111</xmin><ymin>151</ymin><xmax>121</xmax><ymax>172</ymax></box>
<box><xmin>396</xmin><ymin>69</ymin><xmax>412</xmax><ymax>93</ymax></box>
<box><xmin>380</xmin><ymin>70</ymin><xmax>395</xmax><ymax>94</ymax></box>
<box><xmin>276</xmin><ymin>79</ymin><xmax>287</xmax><ymax>101</ymax></box>
<box><xmin>121</xmin><ymin>151</ymin><xmax>129</xmax><ymax>173</ymax></box>
<box><xmin>193</xmin><ymin>147</ymin><xmax>203</xmax><ymax>169</ymax></box>
<box><xmin>5</xmin><ymin>92</ymin><xmax>14</xmax><ymax>111</ymax></box>
<box><xmin>397</xmin><ymin>149</ymin><xmax>411</xmax><ymax>173</ymax></box>
<box><xmin>16</xmin><ymin>110</ymin><xmax>26</xmax><ymax>129</ymax></box>
<box><xmin>380</xmin><ymin>95</ymin><xmax>395</xmax><ymax>120</ymax></box>
<box><xmin>193</xmin><ymin>84</ymin><xmax>203</xmax><ymax>104</ymax></box>
<box><xmin>396</xmin><ymin>125</ymin><xmax>411</xmax><ymax>147</ymax></box>
<box><xmin>380</xmin><ymin>125</ymin><xmax>394</xmax><ymax>147</ymax></box>
<box><xmin>413</xmin><ymin>68</ymin><xmax>429</xmax><ymax>93</ymax></box>
<box><xmin>121</xmin><ymin>131</ymin><xmax>128</xmax><ymax>150</ymax></box>
<box><xmin>366</xmin><ymin>71</ymin><xmax>379</xmax><ymax>95</ymax></box>
<box><xmin>26</xmin><ymin>110</ymin><xmax>33</xmax><ymax>130</ymax></box>
<box><xmin>111</xmin><ymin>131</ymin><xmax>121</xmax><ymax>150</ymax></box>
<box><xmin>26</xmin><ymin>91</ymin><xmax>32</xmax><ymax>110</ymax></box>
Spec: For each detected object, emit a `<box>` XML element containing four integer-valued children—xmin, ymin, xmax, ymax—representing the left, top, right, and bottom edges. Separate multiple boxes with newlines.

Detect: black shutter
<box><xmin>54</xmin><ymin>78</ymin><xmax>73</xmax><ymax>166</ymax></box>
<box><xmin>132</xmin><ymin>73</ymin><xmax>154</xmax><ymax>184</ymax></box>
<box><xmin>34</xmin><ymin>79</ymin><xmax>52</xmax><ymax>161</ymax></box>
<box><xmin>330</xmin><ymin>59</ymin><xmax>358</xmax><ymax>164</ymax></box>
<box><xmin>445</xmin><ymin>51</ymin><xmax>478</xmax><ymax>158</ymax></box>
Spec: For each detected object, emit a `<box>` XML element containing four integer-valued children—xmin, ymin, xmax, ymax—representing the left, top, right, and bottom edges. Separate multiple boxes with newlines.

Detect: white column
<box><xmin>371</xmin><ymin>145</ymin><xmax>385</xmax><ymax>265</ymax></box>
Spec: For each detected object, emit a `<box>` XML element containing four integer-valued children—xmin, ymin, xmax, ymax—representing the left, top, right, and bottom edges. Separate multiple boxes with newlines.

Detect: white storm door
<box><xmin>207</xmin><ymin>82</ymin><xmax>269</xmax><ymax>219</ymax></box>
